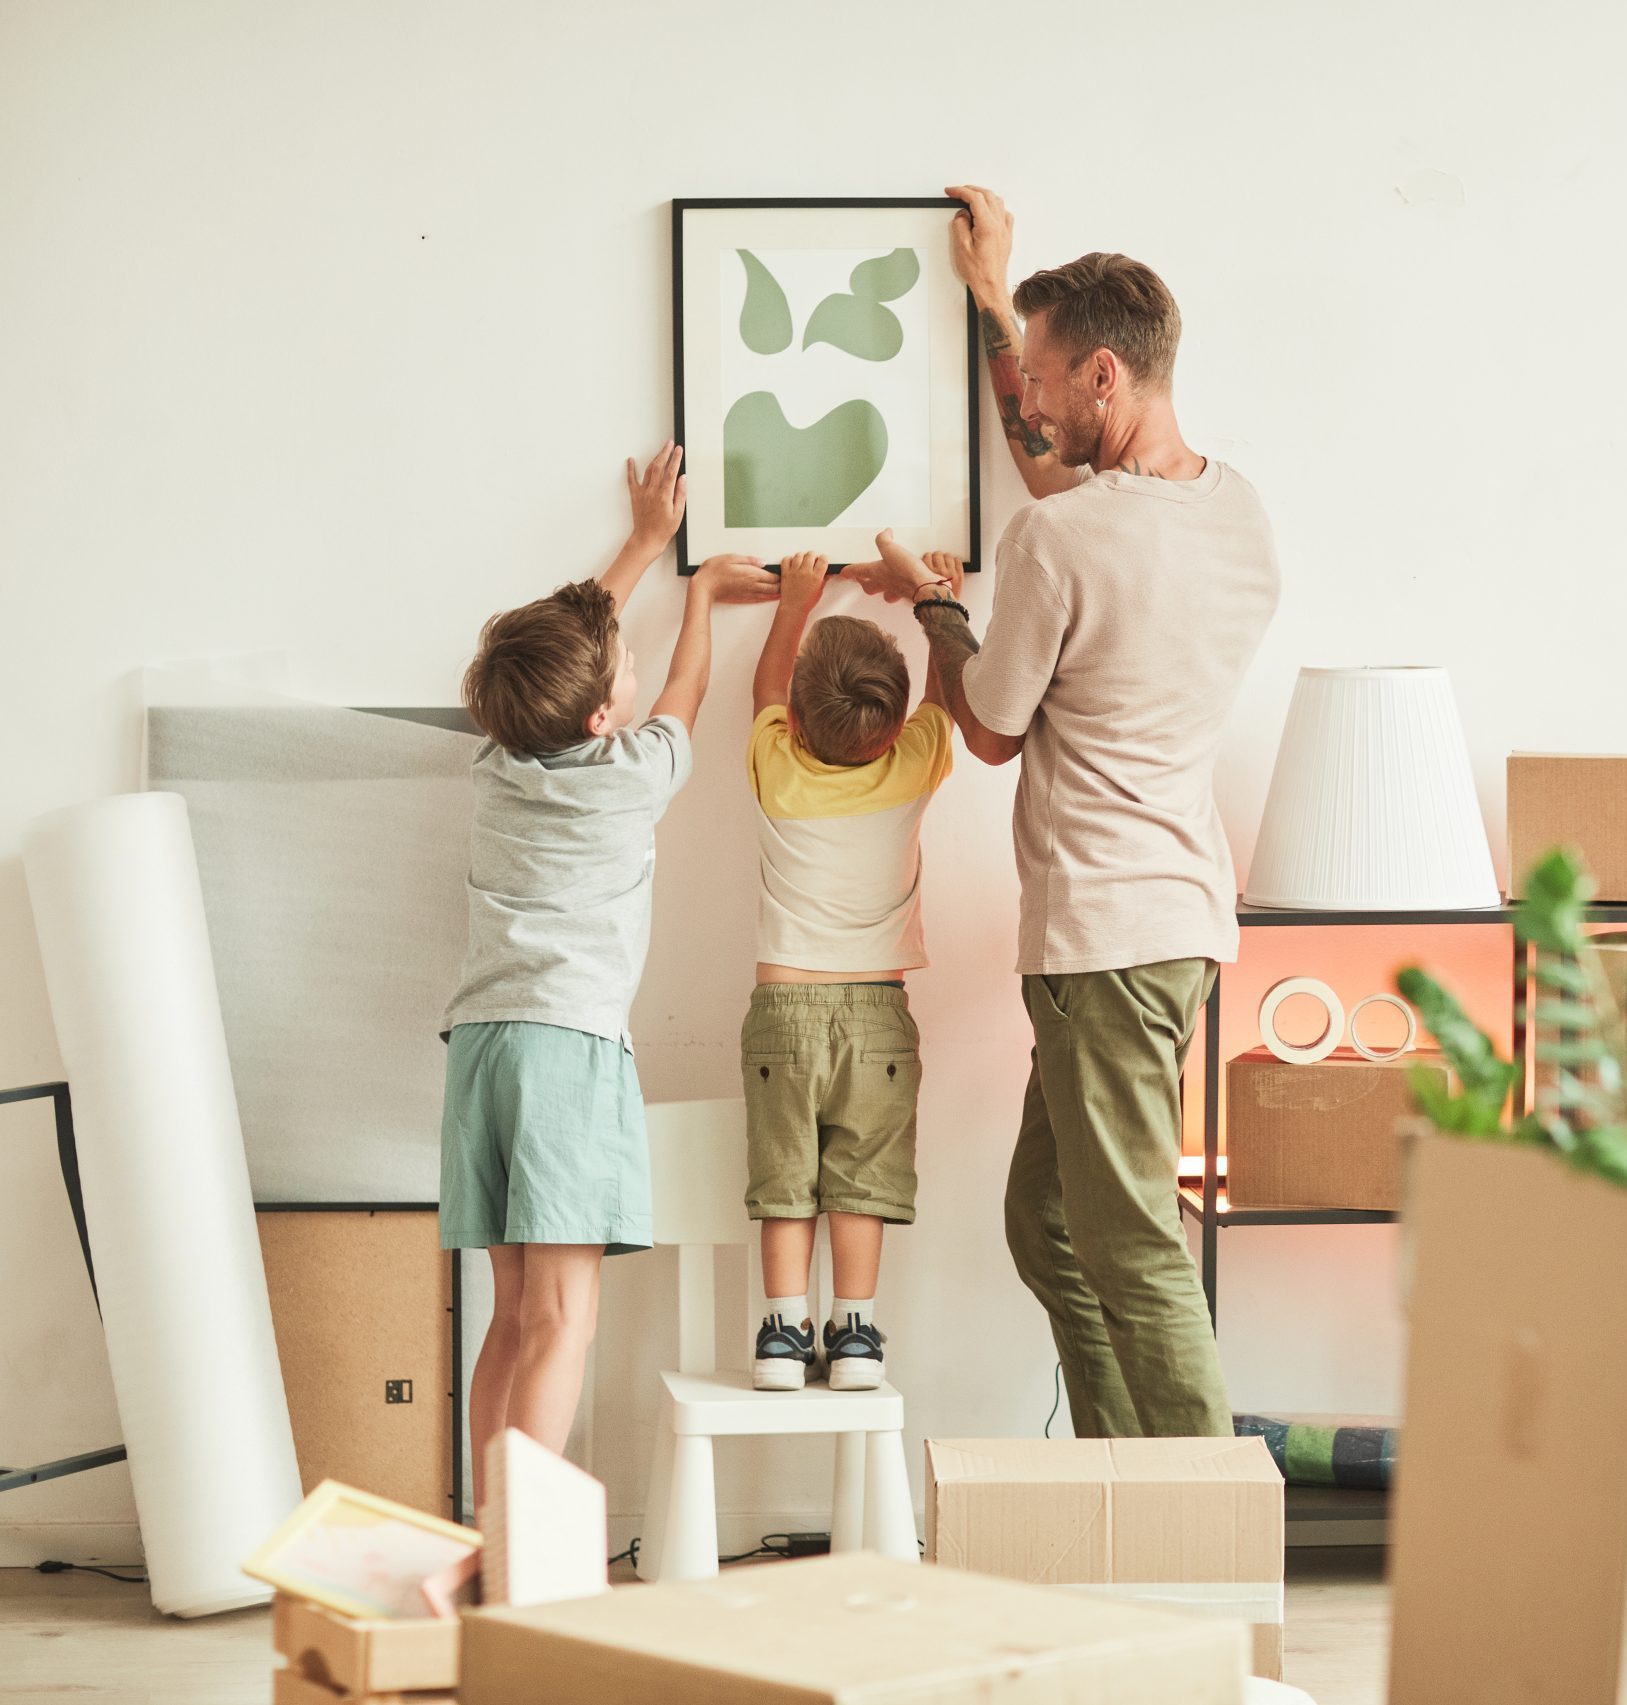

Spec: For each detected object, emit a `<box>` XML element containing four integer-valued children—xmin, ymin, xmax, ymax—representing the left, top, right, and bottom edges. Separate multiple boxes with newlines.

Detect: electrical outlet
<box><xmin>385</xmin><ymin>1379</ymin><xmax>413</xmax><ymax>1404</ymax></box>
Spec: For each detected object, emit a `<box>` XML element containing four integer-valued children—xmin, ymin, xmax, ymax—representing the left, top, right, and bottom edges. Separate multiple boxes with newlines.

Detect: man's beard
<box><xmin>1049</xmin><ymin>410</ymin><xmax>1103</xmax><ymax>470</ymax></box>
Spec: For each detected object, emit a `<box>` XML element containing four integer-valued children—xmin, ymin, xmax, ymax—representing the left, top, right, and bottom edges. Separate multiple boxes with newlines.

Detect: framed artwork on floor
<box><xmin>672</xmin><ymin>197</ymin><xmax>980</xmax><ymax>574</ymax></box>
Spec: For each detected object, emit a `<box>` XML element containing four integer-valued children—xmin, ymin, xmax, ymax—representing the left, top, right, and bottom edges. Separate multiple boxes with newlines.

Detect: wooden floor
<box><xmin>0</xmin><ymin>1548</ymin><xmax>1389</xmax><ymax>1703</ymax></box>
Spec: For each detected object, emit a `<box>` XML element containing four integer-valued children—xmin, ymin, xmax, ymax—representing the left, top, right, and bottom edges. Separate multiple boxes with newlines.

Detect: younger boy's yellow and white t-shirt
<box><xmin>747</xmin><ymin>703</ymin><xmax>953</xmax><ymax>973</ymax></box>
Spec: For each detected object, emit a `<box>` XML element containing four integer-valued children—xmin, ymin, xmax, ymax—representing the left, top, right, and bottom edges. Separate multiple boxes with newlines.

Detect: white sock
<box><xmin>831</xmin><ymin>1296</ymin><xmax>874</xmax><ymax>1328</ymax></box>
<box><xmin>765</xmin><ymin>1294</ymin><xmax>809</xmax><ymax>1328</ymax></box>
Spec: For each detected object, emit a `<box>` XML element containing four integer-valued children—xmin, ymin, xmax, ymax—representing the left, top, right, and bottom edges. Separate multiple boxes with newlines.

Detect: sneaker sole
<box><xmin>753</xmin><ymin>1359</ymin><xmax>810</xmax><ymax>1391</ymax></box>
<box><xmin>827</xmin><ymin>1359</ymin><xmax>885</xmax><ymax>1391</ymax></box>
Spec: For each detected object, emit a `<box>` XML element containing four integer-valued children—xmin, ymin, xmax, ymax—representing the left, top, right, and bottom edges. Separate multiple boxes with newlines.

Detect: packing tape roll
<box><xmin>1348</xmin><ymin>992</ymin><xmax>1417</xmax><ymax>1061</ymax></box>
<box><xmin>1258</xmin><ymin>977</ymin><xmax>1344</xmax><ymax>1064</ymax></box>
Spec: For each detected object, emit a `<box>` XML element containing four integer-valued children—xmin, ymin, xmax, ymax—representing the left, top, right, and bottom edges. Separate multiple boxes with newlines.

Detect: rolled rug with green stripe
<box><xmin>1233</xmin><ymin>1414</ymin><xmax>1396</xmax><ymax>1490</ymax></box>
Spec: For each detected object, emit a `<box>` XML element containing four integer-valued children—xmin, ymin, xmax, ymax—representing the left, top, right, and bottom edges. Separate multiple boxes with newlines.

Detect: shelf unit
<box><xmin>1182</xmin><ymin>898</ymin><xmax>1627</xmax><ymax>1325</ymax></box>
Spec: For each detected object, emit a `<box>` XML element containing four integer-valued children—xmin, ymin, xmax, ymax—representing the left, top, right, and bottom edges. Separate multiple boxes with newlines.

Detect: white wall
<box><xmin>4</xmin><ymin>0</ymin><xmax>1624</xmax><ymax>1559</ymax></box>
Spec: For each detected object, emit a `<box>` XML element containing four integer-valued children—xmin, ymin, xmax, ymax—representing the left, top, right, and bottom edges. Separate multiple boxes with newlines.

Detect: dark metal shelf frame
<box><xmin>1187</xmin><ymin>899</ymin><xmax>1627</xmax><ymax>1326</ymax></box>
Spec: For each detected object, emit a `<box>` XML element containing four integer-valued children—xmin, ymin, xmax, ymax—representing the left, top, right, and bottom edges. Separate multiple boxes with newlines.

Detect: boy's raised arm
<box><xmin>599</xmin><ymin>441</ymin><xmax>687</xmax><ymax>614</ymax></box>
<box><xmin>751</xmin><ymin>553</ymin><xmax>827</xmax><ymax>717</ymax></box>
<box><xmin>650</xmin><ymin>554</ymin><xmax>780</xmax><ymax>733</ymax></box>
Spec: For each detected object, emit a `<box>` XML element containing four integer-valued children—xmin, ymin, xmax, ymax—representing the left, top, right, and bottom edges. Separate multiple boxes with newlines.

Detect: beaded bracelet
<box><xmin>913</xmin><ymin>596</ymin><xmax>971</xmax><ymax>623</ymax></box>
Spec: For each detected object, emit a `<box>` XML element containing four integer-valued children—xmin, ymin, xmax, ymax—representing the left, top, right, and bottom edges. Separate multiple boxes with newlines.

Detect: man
<box><xmin>843</xmin><ymin>185</ymin><xmax>1279</xmax><ymax>1437</ymax></box>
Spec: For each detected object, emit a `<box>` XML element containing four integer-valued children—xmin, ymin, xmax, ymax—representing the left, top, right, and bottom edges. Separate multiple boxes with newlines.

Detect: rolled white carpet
<box><xmin>22</xmin><ymin>792</ymin><xmax>302</xmax><ymax>1616</ymax></box>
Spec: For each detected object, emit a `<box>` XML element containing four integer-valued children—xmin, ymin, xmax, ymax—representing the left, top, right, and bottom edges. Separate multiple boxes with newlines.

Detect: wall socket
<box><xmin>385</xmin><ymin>1379</ymin><xmax>413</xmax><ymax>1404</ymax></box>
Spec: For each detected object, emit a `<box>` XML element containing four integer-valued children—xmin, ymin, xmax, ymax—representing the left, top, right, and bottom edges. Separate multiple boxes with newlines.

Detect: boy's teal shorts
<box><xmin>439</xmin><ymin>1020</ymin><xmax>652</xmax><ymax>1254</ymax></box>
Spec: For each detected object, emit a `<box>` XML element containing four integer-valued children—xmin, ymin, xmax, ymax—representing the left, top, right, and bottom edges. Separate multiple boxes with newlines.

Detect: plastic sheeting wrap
<box><xmin>21</xmin><ymin>793</ymin><xmax>304</xmax><ymax>1615</ymax></box>
<box><xmin>144</xmin><ymin>695</ymin><xmax>479</xmax><ymax>1201</ymax></box>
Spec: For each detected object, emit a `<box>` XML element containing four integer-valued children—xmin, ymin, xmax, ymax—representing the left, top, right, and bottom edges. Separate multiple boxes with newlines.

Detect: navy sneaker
<box><xmin>753</xmin><ymin>1313</ymin><xmax>818</xmax><ymax>1391</ymax></box>
<box><xmin>823</xmin><ymin>1314</ymin><xmax>886</xmax><ymax>1391</ymax></box>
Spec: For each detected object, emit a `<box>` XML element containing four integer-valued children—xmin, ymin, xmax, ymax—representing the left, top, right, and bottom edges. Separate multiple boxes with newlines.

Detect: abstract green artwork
<box><xmin>723</xmin><ymin>392</ymin><xmax>888</xmax><ymax>527</ymax></box>
<box><xmin>722</xmin><ymin>247</ymin><xmax>920</xmax><ymax>529</ymax></box>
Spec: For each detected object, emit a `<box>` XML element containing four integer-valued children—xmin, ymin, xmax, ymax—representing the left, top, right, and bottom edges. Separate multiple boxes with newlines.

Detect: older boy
<box><xmin>742</xmin><ymin>550</ymin><xmax>958</xmax><ymax>1391</ymax></box>
<box><xmin>441</xmin><ymin>442</ymin><xmax>778</xmax><ymax>1502</ymax></box>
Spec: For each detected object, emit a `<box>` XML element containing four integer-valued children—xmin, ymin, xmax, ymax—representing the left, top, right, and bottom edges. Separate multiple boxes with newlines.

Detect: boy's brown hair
<box><xmin>789</xmin><ymin>615</ymin><xmax>910</xmax><ymax>766</ymax></box>
<box><xmin>462</xmin><ymin>579</ymin><xmax>618</xmax><ymax>755</ymax></box>
<box><xmin>1013</xmin><ymin>251</ymin><xmax>1181</xmax><ymax>389</ymax></box>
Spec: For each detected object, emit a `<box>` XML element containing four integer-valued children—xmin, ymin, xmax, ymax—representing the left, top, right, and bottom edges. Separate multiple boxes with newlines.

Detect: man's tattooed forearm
<box><xmin>919</xmin><ymin>604</ymin><xmax>981</xmax><ymax>703</ymax></box>
<box><xmin>979</xmin><ymin>308</ymin><xmax>1013</xmax><ymax>359</ymax></box>
<box><xmin>979</xmin><ymin>309</ymin><xmax>1053</xmax><ymax>460</ymax></box>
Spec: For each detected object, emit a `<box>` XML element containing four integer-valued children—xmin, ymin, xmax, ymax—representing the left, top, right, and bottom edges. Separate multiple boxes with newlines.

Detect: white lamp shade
<box><xmin>1244</xmin><ymin>666</ymin><xmax>1500</xmax><ymax>910</ymax></box>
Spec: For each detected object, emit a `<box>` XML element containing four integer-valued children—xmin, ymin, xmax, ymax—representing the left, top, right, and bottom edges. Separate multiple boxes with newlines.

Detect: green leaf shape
<box><xmin>802</xmin><ymin>293</ymin><xmax>903</xmax><ymax>362</ymax></box>
<box><xmin>722</xmin><ymin>391</ymin><xmax>887</xmax><ymax>527</ymax></box>
<box><xmin>736</xmin><ymin>250</ymin><xmax>792</xmax><ymax>355</ymax></box>
<box><xmin>849</xmin><ymin>247</ymin><xmax>920</xmax><ymax>302</ymax></box>
<box><xmin>1396</xmin><ymin>966</ymin><xmax>1519</xmax><ymax>1117</ymax></box>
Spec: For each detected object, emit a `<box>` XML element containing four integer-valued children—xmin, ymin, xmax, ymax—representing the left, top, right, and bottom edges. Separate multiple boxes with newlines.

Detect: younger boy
<box><xmin>440</xmin><ymin>442</ymin><xmax>778</xmax><ymax>1504</ymax></box>
<box><xmin>742</xmin><ymin>548</ymin><xmax>960</xmax><ymax>1391</ymax></box>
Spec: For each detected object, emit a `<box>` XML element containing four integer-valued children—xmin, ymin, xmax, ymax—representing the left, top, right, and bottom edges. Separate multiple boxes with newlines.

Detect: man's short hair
<box><xmin>790</xmin><ymin>615</ymin><xmax>910</xmax><ymax>766</ymax></box>
<box><xmin>462</xmin><ymin>579</ymin><xmax>618</xmax><ymax>755</ymax></box>
<box><xmin>1013</xmin><ymin>252</ymin><xmax>1181</xmax><ymax>389</ymax></box>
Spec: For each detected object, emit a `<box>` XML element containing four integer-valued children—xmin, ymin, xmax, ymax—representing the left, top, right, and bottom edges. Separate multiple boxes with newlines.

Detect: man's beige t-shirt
<box><xmin>962</xmin><ymin>459</ymin><xmax>1279</xmax><ymax>976</ymax></box>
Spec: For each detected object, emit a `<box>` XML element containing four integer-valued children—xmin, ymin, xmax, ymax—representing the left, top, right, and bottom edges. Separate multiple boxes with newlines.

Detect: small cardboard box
<box><xmin>1509</xmin><ymin>753</ymin><xmax>1627</xmax><ymax>900</ymax></box>
<box><xmin>1389</xmin><ymin>1133</ymin><xmax>1627</xmax><ymax>1703</ymax></box>
<box><xmin>1225</xmin><ymin>1046</ymin><xmax>1448</xmax><ymax>1210</ymax></box>
<box><xmin>925</xmin><ymin>1437</ymin><xmax>1284</xmax><ymax>1680</ymax></box>
<box><xmin>272</xmin><ymin>1670</ymin><xmax>455</xmax><ymax>1705</ymax></box>
<box><xmin>460</xmin><ymin>1551</ymin><xmax>1248</xmax><ymax>1704</ymax></box>
<box><xmin>272</xmin><ymin>1594</ymin><xmax>459</xmax><ymax>1695</ymax></box>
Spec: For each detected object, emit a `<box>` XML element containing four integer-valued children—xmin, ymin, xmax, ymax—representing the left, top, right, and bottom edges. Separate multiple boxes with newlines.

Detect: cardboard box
<box><xmin>1225</xmin><ymin>1046</ymin><xmax>1449</xmax><ymax>1210</ymax></box>
<box><xmin>272</xmin><ymin>1670</ymin><xmax>454</xmax><ymax>1705</ymax></box>
<box><xmin>1389</xmin><ymin>1133</ymin><xmax>1627</xmax><ymax>1703</ymax></box>
<box><xmin>272</xmin><ymin>1594</ymin><xmax>459</xmax><ymax>1695</ymax></box>
<box><xmin>1509</xmin><ymin>753</ymin><xmax>1627</xmax><ymax>900</ymax></box>
<box><xmin>924</xmin><ymin>1436</ymin><xmax>1284</xmax><ymax>1681</ymax></box>
<box><xmin>460</xmin><ymin>1551</ymin><xmax>1248</xmax><ymax>1704</ymax></box>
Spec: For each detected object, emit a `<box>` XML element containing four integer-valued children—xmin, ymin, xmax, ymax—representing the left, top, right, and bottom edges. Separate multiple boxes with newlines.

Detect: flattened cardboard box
<box><xmin>1509</xmin><ymin>753</ymin><xmax>1627</xmax><ymax>900</ymax></box>
<box><xmin>272</xmin><ymin>1594</ymin><xmax>459</xmax><ymax>1694</ymax></box>
<box><xmin>460</xmin><ymin>1551</ymin><xmax>1248</xmax><ymax>1704</ymax></box>
<box><xmin>1225</xmin><ymin>1046</ymin><xmax>1448</xmax><ymax>1211</ymax></box>
<box><xmin>925</xmin><ymin>1437</ymin><xmax>1284</xmax><ymax>1679</ymax></box>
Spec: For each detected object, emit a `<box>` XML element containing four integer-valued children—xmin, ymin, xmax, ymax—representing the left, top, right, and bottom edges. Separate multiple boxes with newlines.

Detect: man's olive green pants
<box><xmin>1004</xmin><ymin>960</ymin><xmax>1231</xmax><ymax>1438</ymax></box>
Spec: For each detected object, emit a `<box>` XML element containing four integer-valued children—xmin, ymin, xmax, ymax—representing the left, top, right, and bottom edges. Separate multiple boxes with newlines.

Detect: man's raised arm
<box><xmin>841</xmin><ymin>532</ymin><xmax>1025</xmax><ymax>768</ymax></box>
<box><xmin>946</xmin><ymin>184</ymin><xmax>1075</xmax><ymax>502</ymax></box>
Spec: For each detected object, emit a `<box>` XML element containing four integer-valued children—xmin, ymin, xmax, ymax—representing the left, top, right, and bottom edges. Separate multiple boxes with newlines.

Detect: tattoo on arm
<box><xmin>979</xmin><ymin>309</ymin><xmax>1053</xmax><ymax>461</ymax></box>
<box><xmin>918</xmin><ymin>604</ymin><xmax>982</xmax><ymax>713</ymax></box>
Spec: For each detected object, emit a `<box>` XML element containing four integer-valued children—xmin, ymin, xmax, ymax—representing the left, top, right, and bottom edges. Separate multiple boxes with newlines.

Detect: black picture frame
<box><xmin>671</xmin><ymin>197</ymin><xmax>981</xmax><ymax>576</ymax></box>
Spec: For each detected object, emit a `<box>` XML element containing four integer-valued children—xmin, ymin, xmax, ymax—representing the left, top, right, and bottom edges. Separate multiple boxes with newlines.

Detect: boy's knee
<box><xmin>521</xmin><ymin>1290</ymin><xmax>598</xmax><ymax>1346</ymax></box>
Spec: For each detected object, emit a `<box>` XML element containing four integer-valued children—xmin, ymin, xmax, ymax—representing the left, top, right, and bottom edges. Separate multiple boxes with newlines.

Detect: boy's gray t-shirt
<box><xmin>441</xmin><ymin>715</ymin><xmax>693</xmax><ymax>1047</ymax></box>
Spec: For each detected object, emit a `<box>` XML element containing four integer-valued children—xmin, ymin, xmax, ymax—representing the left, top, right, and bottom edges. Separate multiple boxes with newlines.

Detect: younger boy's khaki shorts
<box><xmin>741</xmin><ymin>982</ymin><xmax>920</xmax><ymax>1224</ymax></box>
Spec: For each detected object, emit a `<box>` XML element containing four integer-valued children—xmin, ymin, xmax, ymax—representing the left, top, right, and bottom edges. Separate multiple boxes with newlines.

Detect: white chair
<box><xmin>635</xmin><ymin>1097</ymin><xmax>918</xmax><ymax>1582</ymax></box>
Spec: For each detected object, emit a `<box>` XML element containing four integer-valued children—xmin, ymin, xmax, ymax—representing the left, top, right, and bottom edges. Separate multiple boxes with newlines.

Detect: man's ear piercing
<box><xmin>1096</xmin><ymin>400</ymin><xmax>1106</xmax><ymax>410</ymax></box>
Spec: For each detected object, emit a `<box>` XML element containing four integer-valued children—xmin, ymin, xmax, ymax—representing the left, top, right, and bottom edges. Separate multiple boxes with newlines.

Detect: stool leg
<box><xmin>636</xmin><ymin>1403</ymin><xmax>677</xmax><ymax>1581</ymax></box>
<box><xmin>831</xmin><ymin>1432</ymin><xmax>866</xmax><ymax>1552</ymax></box>
<box><xmin>861</xmin><ymin>1429</ymin><xmax>918</xmax><ymax>1563</ymax></box>
<box><xmin>657</xmin><ymin>1432</ymin><xmax>719</xmax><ymax>1582</ymax></box>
